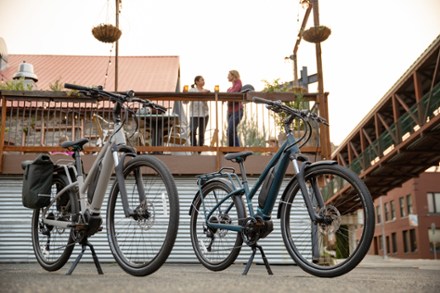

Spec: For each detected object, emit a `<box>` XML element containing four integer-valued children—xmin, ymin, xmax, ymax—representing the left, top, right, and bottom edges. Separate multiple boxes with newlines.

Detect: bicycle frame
<box><xmin>191</xmin><ymin>97</ymin><xmax>375</xmax><ymax>277</ymax></box>
<box><xmin>198</xmin><ymin>131</ymin><xmax>306</xmax><ymax>233</ymax></box>
<box><xmin>40</xmin><ymin>117</ymin><xmax>137</xmax><ymax>229</ymax></box>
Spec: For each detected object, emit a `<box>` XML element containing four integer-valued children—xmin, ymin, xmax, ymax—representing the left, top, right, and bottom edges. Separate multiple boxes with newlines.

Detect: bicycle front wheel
<box><xmin>280</xmin><ymin>164</ymin><xmax>375</xmax><ymax>277</ymax></box>
<box><xmin>31</xmin><ymin>174</ymin><xmax>78</xmax><ymax>271</ymax></box>
<box><xmin>107</xmin><ymin>155</ymin><xmax>179</xmax><ymax>276</ymax></box>
<box><xmin>189</xmin><ymin>180</ymin><xmax>245</xmax><ymax>271</ymax></box>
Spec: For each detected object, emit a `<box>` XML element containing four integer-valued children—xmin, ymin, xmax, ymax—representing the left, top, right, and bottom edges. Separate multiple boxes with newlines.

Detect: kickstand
<box><xmin>66</xmin><ymin>240</ymin><xmax>103</xmax><ymax>275</ymax></box>
<box><xmin>242</xmin><ymin>244</ymin><xmax>273</xmax><ymax>275</ymax></box>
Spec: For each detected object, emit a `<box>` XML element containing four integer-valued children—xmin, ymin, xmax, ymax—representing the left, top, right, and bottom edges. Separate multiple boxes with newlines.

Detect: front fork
<box><xmin>112</xmin><ymin>144</ymin><xmax>140</xmax><ymax>218</ymax></box>
<box><xmin>291</xmin><ymin>155</ymin><xmax>326</xmax><ymax>223</ymax></box>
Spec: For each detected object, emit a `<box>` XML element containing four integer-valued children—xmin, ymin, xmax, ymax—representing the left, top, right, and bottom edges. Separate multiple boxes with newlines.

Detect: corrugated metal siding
<box><xmin>0</xmin><ymin>176</ymin><xmax>301</xmax><ymax>265</ymax></box>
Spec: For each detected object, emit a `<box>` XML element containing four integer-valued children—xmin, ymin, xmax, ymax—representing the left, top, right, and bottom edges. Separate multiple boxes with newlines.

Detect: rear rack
<box><xmin>196</xmin><ymin>167</ymin><xmax>242</xmax><ymax>190</ymax></box>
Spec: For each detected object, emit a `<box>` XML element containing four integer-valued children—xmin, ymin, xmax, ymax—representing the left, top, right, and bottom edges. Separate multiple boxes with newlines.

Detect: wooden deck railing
<box><xmin>0</xmin><ymin>90</ymin><xmax>329</xmax><ymax>174</ymax></box>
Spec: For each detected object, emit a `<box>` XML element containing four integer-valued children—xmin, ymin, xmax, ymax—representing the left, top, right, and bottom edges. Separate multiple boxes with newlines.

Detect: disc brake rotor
<box><xmin>318</xmin><ymin>205</ymin><xmax>341</xmax><ymax>235</ymax></box>
<box><xmin>136</xmin><ymin>200</ymin><xmax>155</xmax><ymax>230</ymax></box>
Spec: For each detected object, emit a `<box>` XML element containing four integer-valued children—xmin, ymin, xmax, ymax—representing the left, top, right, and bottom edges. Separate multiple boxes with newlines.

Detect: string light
<box><xmin>103</xmin><ymin>43</ymin><xmax>114</xmax><ymax>89</ymax></box>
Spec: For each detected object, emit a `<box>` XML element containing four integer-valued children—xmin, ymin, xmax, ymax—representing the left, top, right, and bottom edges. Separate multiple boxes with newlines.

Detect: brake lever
<box><xmin>267</xmin><ymin>104</ymin><xmax>283</xmax><ymax>113</ymax></box>
<box><xmin>152</xmin><ymin>104</ymin><xmax>167</xmax><ymax>114</ymax></box>
<box><xmin>307</xmin><ymin>111</ymin><xmax>329</xmax><ymax>126</ymax></box>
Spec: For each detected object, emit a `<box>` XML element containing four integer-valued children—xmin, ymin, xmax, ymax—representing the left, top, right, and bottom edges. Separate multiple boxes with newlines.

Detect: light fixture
<box><xmin>300</xmin><ymin>0</ymin><xmax>311</xmax><ymax>9</ymax></box>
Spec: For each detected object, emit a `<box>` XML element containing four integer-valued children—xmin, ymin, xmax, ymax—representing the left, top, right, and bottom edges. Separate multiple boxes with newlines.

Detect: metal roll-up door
<box><xmin>0</xmin><ymin>176</ymin><xmax>302</xmax><ymax>264</ymax></box>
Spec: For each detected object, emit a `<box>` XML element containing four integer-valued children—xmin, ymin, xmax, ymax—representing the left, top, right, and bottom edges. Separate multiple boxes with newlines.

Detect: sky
<box><xmin>1</xmin><ymin>0</ymin><xmax>439</xmax><ymax>145</ymax></box>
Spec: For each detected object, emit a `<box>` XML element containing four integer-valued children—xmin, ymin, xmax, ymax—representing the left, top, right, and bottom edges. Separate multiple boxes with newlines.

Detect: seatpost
<box><xmin>73</xmin><ymin>150</ymin><xmax>83</xmax><ymax>177</ymax></box>
<box><xmin>237</xmin><ymin>161</ymin><xmax>248</xmax><ymax>186</ymax></box>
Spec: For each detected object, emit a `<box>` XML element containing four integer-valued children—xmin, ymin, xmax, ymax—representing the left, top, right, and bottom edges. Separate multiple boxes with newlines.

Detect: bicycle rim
<box><xmin>31</xmin><ymin>174</ymin><xmax>77</xmax><ymax>271</ymax></box>
<box><xmin>107</xmin><ymin>156</ymin><xmax>179</xmax><ymax>276</ymax></box>
<box><xmin>281</xmin><ymin>164</ymin><xmax>375</xmax><ymax>277</ymax></box>
<box><xmin>190</xmin><ymin>180</ymin><xmax>244</xmax><ymax>271</ymax></box>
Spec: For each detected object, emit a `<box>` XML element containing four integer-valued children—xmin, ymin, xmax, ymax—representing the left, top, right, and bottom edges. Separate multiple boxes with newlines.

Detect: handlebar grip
<box><xmin>64</xmin><ymin>83</ymin><xmax>90</xmax><ymax>91</ymax></box>
<box><xmin>154</xmin><ymin>104</ymin><xmax>167</xmax><ymax>113</ymax></box>
<box><xmin>252</xmin><ymin>96</ymin><xmax>272</xmax><ymax>104</ymax></box>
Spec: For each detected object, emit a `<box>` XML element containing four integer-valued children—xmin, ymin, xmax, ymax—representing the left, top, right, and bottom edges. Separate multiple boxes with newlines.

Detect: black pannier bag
<box><xmin>22</xmin><ymin>154</ymin><xmax>54</xmax><ymax>209</ymax></box>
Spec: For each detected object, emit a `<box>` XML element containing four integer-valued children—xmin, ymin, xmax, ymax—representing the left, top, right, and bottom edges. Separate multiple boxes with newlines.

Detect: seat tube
<box><xmin>73</xmin><ymin>151</ymin><xmax>87</xmax><ymax>211</ymax></box>
<box><xmin>89</xmin><ymin>147</ymin><xmax>114</xmax><ymax>214</ymax></box>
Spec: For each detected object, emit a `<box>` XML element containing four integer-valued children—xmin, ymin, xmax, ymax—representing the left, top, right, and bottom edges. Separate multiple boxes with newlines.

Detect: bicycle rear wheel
<box><xmin>107</xmin><ymin>155</ymin><xmax>179</xmax><ymax>276</ymax></box>
<box><xmin>280</xmin><ymin>164</ymin><xmax>375</xmax><ymax>277</ymax></box>
<box><xmin>189</xmin><ymin>180</ymin><xmax>245</xmax><ymax>271</ymax></box>
<box><xmin>31</xmin><ymin>174</ymin><xmax>78</xmax><ymax>271</ymax></box>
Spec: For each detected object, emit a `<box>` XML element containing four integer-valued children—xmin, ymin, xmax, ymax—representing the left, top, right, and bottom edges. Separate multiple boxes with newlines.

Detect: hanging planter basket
<box><xmin>302</xmin><ymin>26</ymin><xmax>331</xmax><ymax>43</ymax></box>
<box><xmin>92</xmin><ymin>24</ymin><xmax>122</xmax><ymax>43</ymax></box>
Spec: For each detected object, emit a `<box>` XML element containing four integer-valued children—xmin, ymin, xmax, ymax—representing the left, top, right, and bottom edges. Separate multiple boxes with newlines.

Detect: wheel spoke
<box><xmin>107</xmin><ymin>156</ymin><xmax>179</xmax><ymax>276</ymax></box>
<box><xmin>190</xmin><ymin>180</ymin><xmax>244</xmax><ymax>271</ymax></box>
<box><xmin>281</xmin><ymin>164</ymin><xmax>374</xmax><ymax>277</ymax></box>
<box><xmin>32</xmin><ymin>175</ymin><xmax>77</xmax><ymax>271</ymax></box>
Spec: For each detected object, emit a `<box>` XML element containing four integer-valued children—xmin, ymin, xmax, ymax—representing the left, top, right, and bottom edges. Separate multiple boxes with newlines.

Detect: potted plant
<box><xmin>262</xmin><ymin>79</ymin><xmax>308</xmax><ymax>145</ymax></box>
<box><xmin>92</xmin><ymin>23</ymin><xmax>122</xmax><ymax>43</ymax></box>
<box><xmin>302</xmin><ymin>25</ymin><xmax>331</xmax><ymax>43</ymax></box>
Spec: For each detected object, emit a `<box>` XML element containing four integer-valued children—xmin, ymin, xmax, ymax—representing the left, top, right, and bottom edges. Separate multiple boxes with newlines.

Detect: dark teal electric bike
<box><xmin>189</xmin><ymin>97</ymin><xmax>375</xmax><ymax>277</ymax></box>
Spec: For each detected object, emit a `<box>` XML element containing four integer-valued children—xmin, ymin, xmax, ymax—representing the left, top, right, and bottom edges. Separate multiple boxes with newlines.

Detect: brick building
<box><xmin>371</xmin><ymin>171</ymin><xmax>440</xmax><ymax>259</ymax></box>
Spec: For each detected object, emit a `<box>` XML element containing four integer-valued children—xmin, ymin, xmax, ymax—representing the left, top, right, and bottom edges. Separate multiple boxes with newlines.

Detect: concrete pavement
<box><xmin>0</xmin><ymin>256</ymin><xmax>439</xmax><ymax>293</ymax></box>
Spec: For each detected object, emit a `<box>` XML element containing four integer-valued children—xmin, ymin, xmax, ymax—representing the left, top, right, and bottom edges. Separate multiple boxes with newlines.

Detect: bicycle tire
<box><xmin>31</xmin><ymin>174</ymin><xmax>78</xmax><ymax>271</ymax></box>
<box><xmin>280</xmin><ymin>164</ymin><xmax>375</xmax><ymax>277</ymax></box>
<box><xmin>107</xmin><ymin>155</ymin><xmax>179</xmax><ymax>276</ymax></box>
<box><xmin>189</xmin><ymin>180</ymin><xmax>246</xmax><ymax>271</ymax></box>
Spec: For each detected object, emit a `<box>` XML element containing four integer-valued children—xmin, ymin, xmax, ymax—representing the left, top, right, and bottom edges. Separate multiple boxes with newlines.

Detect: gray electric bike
<box><xmin>28</xmin><ymin>84</ymin><xmax>179</xmax><ymax>276</ymax></box>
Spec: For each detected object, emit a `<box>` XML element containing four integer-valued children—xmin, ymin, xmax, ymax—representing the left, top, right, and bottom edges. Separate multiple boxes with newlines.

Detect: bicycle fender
<box><xmin>114</xmin><ymin>144</ymin><xmax>137</xmax><ymax>154</ymax></box>
<box><xmin>276</xmin><ymin>160</ymin><xmax>337</xmax><ymax>219</ymax></box>
<box><xmin>188</xmin><ymin>178</ymin><xmax>234</xmax><ymax>216</ymax></box>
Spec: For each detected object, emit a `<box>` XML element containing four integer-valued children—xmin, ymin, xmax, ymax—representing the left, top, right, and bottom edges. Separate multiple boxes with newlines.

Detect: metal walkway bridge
<box><xmin>331</xmin><ymin>35</ymin><xmax>440</xmax><ymax>200</ymax></box>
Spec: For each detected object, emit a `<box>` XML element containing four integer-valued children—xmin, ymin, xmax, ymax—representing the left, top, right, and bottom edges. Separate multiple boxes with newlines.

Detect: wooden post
<box><xmin>311</xmin><ymin>0</ymin><xmax>331</xmax><ymax>159</ymax></box>
<box><xmin>214</xmin><ymin>91</ymin><xmax>221</xmax><ymax>170</ymax></box>
<box><xmin>115</xmin><ymin>0</ymin><xmax>119</xmax><ymax>92</ymax></box>
<box><xmin>293</xmin><ymin>5</ymin><xmax>313</xmax><ymax>84</ymax></box>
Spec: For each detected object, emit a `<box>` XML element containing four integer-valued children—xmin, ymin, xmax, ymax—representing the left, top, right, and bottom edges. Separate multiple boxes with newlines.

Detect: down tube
<box><xmin>257</xmin><ymin>150</ymin><xmax>291</xmax><ymax>218</ymax></box>
<box><xmin>89</xmin><ymin>145</ymin><xmax>114</xmax><ymax>214</ymax></box>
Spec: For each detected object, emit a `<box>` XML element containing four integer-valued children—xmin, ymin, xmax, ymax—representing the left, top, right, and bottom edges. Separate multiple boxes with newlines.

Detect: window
<box><xmin>403</xmin><ymin>229</ymin><xmax>418</xmax><ymax>253</ymax></box>
<box><xmin>376</xmin><ymin>205</ymin><xmax>381</xmax><ymax>224</ymax></box>
<box><xmin>406</xmin><ymin>194</ymin><xmax>413</xmax><ymax>215</ymax></box>
<box><xmin>399</xmin><ymin>197</ymin><xmax>406</xmax><ymax>217</ymax></box>
<box><xmin>403</xmin><ymin>230</ymin><xmax>409</xmax><ymax>253</ymax></box>
<box><xmin>390</xmin><ymin>200</ymin><xmax>396</xmax><ymax>220</ymax></box>
<box><xmin>409</xmin><ymin>229</ymin><xmax>417</xmax><ymax>252</ymax></box>
<box><xmin>391</xmin><ymin>232</ymin><xmax>397</xmax><ymax>253</ymax></box>
<box><xmin>384</xmin><ymin>202</ymin><xmax>390</xmax><ymax>222</ymax></box>
<box><xmin>427</xmin><ymin>192</ymin><xmax>440</xmax><ymax>213</ymax></box>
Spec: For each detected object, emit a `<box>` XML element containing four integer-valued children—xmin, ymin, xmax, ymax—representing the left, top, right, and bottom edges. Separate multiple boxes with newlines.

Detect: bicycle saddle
<box><xmin>61</xmin><ymin>138</ymin><xmax>89</xmax><ymax>150</ymax></box>
<box><xmin>224</xmin><ymin>151</ymin><xmax>254</xmax><ymax>163</ymax></box>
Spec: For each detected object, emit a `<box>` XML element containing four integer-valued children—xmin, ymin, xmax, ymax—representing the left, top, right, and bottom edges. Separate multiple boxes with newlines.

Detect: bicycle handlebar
<box><xmin>252</xmin><ymin>96</ymin><xmax>328</xmax><ymax>126</ymax></box>
<box><xmin>64</xmin><ymin>83</ymin><xmax>167</xmax><ymax>113</ymax></box>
